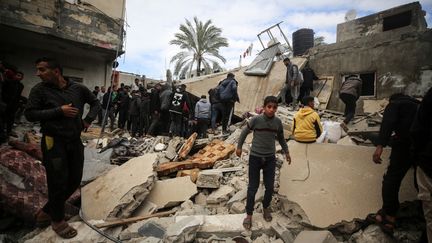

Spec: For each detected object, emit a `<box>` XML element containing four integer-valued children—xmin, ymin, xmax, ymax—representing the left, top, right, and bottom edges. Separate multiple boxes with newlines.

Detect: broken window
<box><xmin>383</xmin><ymin>11</ymin><xmax>412</xmax><ymax>31</ymax></box>
<box><xmin>342</xmin><ymin>72</ymin><xmax>376</xmax><ymax>97</ymax></box>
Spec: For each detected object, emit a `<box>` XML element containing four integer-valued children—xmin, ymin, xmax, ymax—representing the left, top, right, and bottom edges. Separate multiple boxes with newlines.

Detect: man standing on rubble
<box><xmin>280</xmin><ymin>58</ymin><xmax>303</xmax><ymax>109</ymax></box>
<box><xmin>370</xmin><ymin>93</ymin><xmax>419</xmax><ymax>234</ymax></box>
<box><xmin>411</xmin><ymin>87</ymin><xmax>432</xmax><ymax>241</ymax></box>
<box><xmin>339</xmin><ymin>75</ymin><xmax>362</xmax><ymax>131</ymax></box>
<box><xmin>217</xmin><ymin>72</ymin><xmax>239</xmax><ymax>134</ymax></box>
<box><xmin>25</xmin><ymin>57</ymin><xmax>100</xmax><ymax>239</ymax></box>
<box><xmin>236</xmin><ymin>95</ymin><xmax>291</xmax><ymax>230</ymax></box>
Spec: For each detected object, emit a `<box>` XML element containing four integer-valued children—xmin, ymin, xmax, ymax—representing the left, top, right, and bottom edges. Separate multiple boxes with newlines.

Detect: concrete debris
<box><xmin>138</xmin><ymin>221</ymin><xmax>166</xmax><ymax>239</ymax></box>
<box><xmin>362</xmin><ymin>99</ymin><xmax>388</xmax><ymax>114</ymax></box>
<box><xmin>82</xmin><ymin>146</ymin><xmax>116</xmax><ymax>184</ymax></box>
<box><xmin>278</xmin><ymin>142</ymin><xmax>417</xmax><ymax>227</ymax></box>
<box><xmin>23</xmin><ymin>220</ymin><xmax>122</xmax><ymax>243</ymax></box>
<box><xmin>254</xmin><ymin>234</ymin><xmax>271</xmax><ymax>243</ymax></box>
<box><xmin>336</xmin><ymin>136</ymin><xmax>357</xmax><ymax>146</ymax></box>
<box><xmin>230</xmin><ymin>201</ymin><xmax>245</xmax><ymax>214</ymax></box>
<box><xmin>194</xmin><ymin>192</ymin><xmax>208</xmax><ymax>206</ymax></box>
<box><xmin>81</xmin><ymin>153</ymin><xmax>157</xmax><ymax>220</ymax></box>
<box><xmin>196</xmin><ymin>171</ymin><xmax>222</xmax><ymax>188</ymax></box>
<box><xmin>165</xmin><ymin>136</ymin><xmax>183</xmax><ymax>161</ymax></box>
<box><xmin>227</xmin><ymin>189</ymin><xmax>247</xmax><ymax>206</ymax></box>
<box><xmin>154</xmin><ymin>143</ymin><xmax>166</xmax><ymax>152</ymax></box>
<box><xmin>271</xmin><ymin>221</ymin><xmax>295</xmax><ymax>243</ymax></box>
<box><xmin>118</xmin><ymin>217</ymin><xmax>174</xmax><ymax>241</ymax></box>
<box><xmin>207</xmin><ymin>185</ymin><xmax>236</xmax><ymax>204</ymax></box>
<box><xmin>293</xmin><ymin>230</ymin><xmax>338</xmax><ymax>243</ymax></box>
<box><xmin>348</xmin><ymin>225</ymin><xmax>394</xmax><ymax>243</ymax></box>
<box><xmin>230</xmin><ymin>177</ymin><xmax>248</xmax><ymax>191</ymax></box>
<box><xmin>164</xmin><ymin>215</ymin><xmax>203</xmax><ymax>243</ymax></box>
<box><xmin>144</xmin><ymin>176</ymin><xmax>198</xmax><ymax>210</ymax></box>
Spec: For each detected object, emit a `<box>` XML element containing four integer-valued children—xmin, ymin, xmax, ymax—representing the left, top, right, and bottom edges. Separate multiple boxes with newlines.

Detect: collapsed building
<box><xmin>0</xmin><ymin>0</ymin><xmax>125</xmax><ymax>96</ymax></box>
<box><xmin>0</xmin><ymin>1</ymin><xmax>431</xmax><ymax>243</ymax></box>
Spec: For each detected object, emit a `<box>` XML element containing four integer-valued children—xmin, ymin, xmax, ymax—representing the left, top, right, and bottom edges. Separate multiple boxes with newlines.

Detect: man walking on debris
<box><xmin>339</xmin><ymin>74</ymin><xmax>362</xmax><ymax>131</ymax></box>
<box><xmin>280</xmin><ymin>58</ymin><xmax>303</xmax><ymax>109</ymax></box>
<box><xmin>299</xmin><ymin>63</ymin><xmax>319</xmax><ymax>102</ymax></box>
<box><xmin>25</xmin><ymin>57</ymin><xmax>100</xmax><ymax>239</ymax></box>
<box><xmin>218</xmin><ymin>72</ymin><xmax>239</xmax><ymax>134</ymax></box>
<box><xmin>292</xmin><ymin>96</ymin><xmax>323</xmax><ymax>143</ymax></box>
<box><xmin>369</xmin><ymin>93</ymin><xmax>419</xmax><ymax>235</ymax></box>
<box><xmin>411</xmin><ymin>87</ymin><xmax>432</xmax><ymax>242</ymax></box>
<box><xmin>236</xmin><ymin>95</ymin><xmax>291</xmax><ymax>230</ymax></box>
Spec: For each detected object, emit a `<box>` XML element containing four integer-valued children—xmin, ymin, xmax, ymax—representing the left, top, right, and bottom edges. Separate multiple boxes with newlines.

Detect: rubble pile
<box><xmin>0</xmin><ymin>103</ymin><xmax>425</xmax><ymax>243</ymax></box>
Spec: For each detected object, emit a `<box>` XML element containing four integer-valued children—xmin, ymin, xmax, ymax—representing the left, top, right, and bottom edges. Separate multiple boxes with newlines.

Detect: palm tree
<box><xmin>170</xmin><ymin>17</ymin><xmax>228</xmax><ymax>78</ymax></box>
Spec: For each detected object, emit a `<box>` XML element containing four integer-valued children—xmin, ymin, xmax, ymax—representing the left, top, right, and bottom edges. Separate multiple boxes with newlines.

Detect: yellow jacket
<box><xmin>293</xmin><ymin>106</ymin><xmax>323</xmax><ymax>142</ymax></box>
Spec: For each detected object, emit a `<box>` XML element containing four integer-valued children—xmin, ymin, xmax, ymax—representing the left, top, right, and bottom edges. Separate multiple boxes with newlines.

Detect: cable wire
<box><xmin>291</xmin><ymin>144</ymin><xmax>311</xmax><ymax>181</ymax></box>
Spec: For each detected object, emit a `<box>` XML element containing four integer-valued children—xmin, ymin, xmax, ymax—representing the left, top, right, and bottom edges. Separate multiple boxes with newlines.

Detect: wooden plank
<box><xmin>94</xmin><ymin>210</ymin><xmax>176</xmax><ymax>228</ymax></box>
<box><xmin>312</xmin><ymin>76</ymin><xmax>334</xmax><ymax>110</ymax></box>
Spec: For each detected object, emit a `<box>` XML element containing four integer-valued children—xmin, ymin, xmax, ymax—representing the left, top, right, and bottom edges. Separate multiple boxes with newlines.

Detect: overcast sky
<box><xmin>117</xmin><ymin>0</ymin><xmax>432</xmax><ymax>80</ymax></box>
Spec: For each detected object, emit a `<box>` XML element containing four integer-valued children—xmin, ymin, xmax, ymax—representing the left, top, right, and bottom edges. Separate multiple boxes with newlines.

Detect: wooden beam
<box><xmin>94</xmin><ymin>210</ymin><xmax>176</xmax><ymax>228</ymax></box>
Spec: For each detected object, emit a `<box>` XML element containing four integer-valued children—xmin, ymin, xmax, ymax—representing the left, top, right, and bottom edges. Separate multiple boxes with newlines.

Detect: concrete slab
<box><xmin>184</xmin><ymin>58</ymin><xmax>307</xmax><ymax>117</ymax></box>
<box><xmin>196</xmin><ymin>171</ymin><xmax>222</xmax><ymax>188</ymax></box>
<box><xmin>279</xmin><ymin>142</ymin><xmax>417</xmax><ymax>227</ymax></box>
<box><xmin>81</xmin><ymin>153</ymin><xmax>157</xmax><ymax>220</ymax></box>
<box><xmin>207</xmin><ymin>185</ymin><xmax>236</xmax><ymax>204</ymax></box>
<box><xmin>144</xmin><ymin>177</ymin><xmax>197</xmax><ymax>210</ymax></box>
<box><xmin>293</xmin><ymin>230</ymin><xmax>337</xmax><ymax>243</ymax></box>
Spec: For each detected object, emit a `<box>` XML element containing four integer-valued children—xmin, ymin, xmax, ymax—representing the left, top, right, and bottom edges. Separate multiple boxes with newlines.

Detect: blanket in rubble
<box><xmin>0</xmin><ymin>146</ymin><xmax>80</xmax><ymax>223</ymax></box>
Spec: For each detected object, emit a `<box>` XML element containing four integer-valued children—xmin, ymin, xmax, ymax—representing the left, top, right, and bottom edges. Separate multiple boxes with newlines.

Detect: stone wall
<box><xmin>337</xmin><ymin>2</ymin><xmax>427</xmax><ymax>43</ymax></box>
<box><xmin>309</xmin><ymin>29</ymin><xmax>432</xmax><ymax>111</ymax></box>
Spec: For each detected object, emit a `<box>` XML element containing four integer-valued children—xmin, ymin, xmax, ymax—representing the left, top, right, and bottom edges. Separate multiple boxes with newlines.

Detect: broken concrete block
<box><xmin>81</xmin><ymin>153</ymin><xmax>157</xmax><ymax>220</ymax></box>
<box><xmin>118</xmin><ymin>216</ymin><xmax>174</xmax><ymax>241</ymax></box>
<box><xmin>293</xmin><ymin>231</ymin><xmax>337</xmax><ymax>243</ymax></box>
<box><xmin>336</xmin><ymin>136</ymin><xmax>357</xmax><ymax>145</ymax></box>
<box><xmin>349</xmin><ymin>225</ymin><xmax>394</xmax><ymax>243</ymax></box>
<box><xmin>144</xmin><ymin>176</ymin><xmax>198</xmax><ymax>210</ymax></box>
<box><xmin>227</xmin><ymin>189</ymin><xmax>247</xmax><ymax>206</ymax></box>
<box><xmin>194</xmin><ymin>192</ymin><xmax>207</xmax><ymax>206</ymax></box>
<box><xmin>196</xmin><ymin>171</ymin><xmax>222</xmax><ymax>188</ymax></box>
<box><xmin>271</xmin><ymin>221</ymin><xmax>295</xmax><ymax>243</ymax></box>
<box><xmin>230</xmin><ymin>201</ymin><xmax>245</xmax><ymax>214</ymax></box>
<box><xmin>230</xmin><ymin>177</ymin><xmax>247</xmax><ymax>191</ymax></box>
<box><xmin>138</xmin><ymin>221</ymin><xmax>166</xmax><ymax>239</ymax></box>
<box><xmin>165</xmin><ymin>137</ymin><xmax>183</xmax><ymax>161</ymax></box>
<box><xmin>207</xmin><ymin>185</ymin><xmax>236</xmax><ymax>204</ymax></box>
<box><xmin>164</xmin><ymin>216</ymin><xmax>203</xmax><ymax>243</ymax></box>
<box><xmin>279</xmin><ymin>142</ymin><xmax>416</xmax><ymax>227</ymax></box>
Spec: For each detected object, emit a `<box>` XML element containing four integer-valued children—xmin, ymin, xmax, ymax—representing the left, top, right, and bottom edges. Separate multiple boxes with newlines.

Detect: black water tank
<box><xmin>292</xmin><ymin>28</ymin><xmax>314</xmax><ymax>56</ymax></box>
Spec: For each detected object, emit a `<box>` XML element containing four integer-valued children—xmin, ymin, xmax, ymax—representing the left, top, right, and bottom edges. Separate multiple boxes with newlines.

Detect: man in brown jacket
<box><xmin>339</xmin><ymin>75</ymin><xmax>362</xmax><ymax>130</ymax></box>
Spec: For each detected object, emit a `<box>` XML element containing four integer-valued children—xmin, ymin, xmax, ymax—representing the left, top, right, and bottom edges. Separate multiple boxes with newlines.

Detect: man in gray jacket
<box><xmin>194</xmin><ymin>95</ymin><xmax>211</xmax><ymax>138</ymax></box>
<box><xmin>280</xmin><ymin>58</ymin><xmax>303</xmax><ymax>109</ymax></box>
<box><xmin>339</xmin><ymin>75</ymin><xmax>362</xmax><ymax>130</ymax></box>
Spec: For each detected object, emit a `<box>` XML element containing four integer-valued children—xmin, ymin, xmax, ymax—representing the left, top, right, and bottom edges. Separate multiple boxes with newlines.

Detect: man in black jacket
<box><xmin>299</xmin><ymin>64</ymin><xmax>319</xmax><ymax>102</ymax></box>
<box><xmin>147</xmin><ymin>83</ymin><xmax>162</xmax><ymax>136</ymax></box>
<box><xmin>25</xmin><ymin>57</ymin><xmax>100</xmax><ymax>239</ymax></box>
<box><xmin>412</xmin><ymin>87</ymin><xmax>432</xmax><ymax>241</ymax></box>
<box><xmin>371</xmin><ymin>93</ymin><xmax>419</xmax><ymax>234</ymax></box>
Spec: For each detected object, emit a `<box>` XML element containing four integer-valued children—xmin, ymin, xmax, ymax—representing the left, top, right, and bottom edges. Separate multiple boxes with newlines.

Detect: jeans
<box><xmin>41</xmin><ymin>135</ymin><xmax>84</xmax><ymax>222</ymax></box>
<box><xmin>246</xmin><ymin>154</ymin><xmax>276</xmax><ymax>215</ymax></box>
<box><xmin>196</xmin><ymin>118</ymin><xmax>209</xmax><ymax>138</ymax></box>
<box><xmin>211</xmin><ymin>103</ymin><xmax>224</xmax><ymax>130</ymax></box>
<box><xmin>221</xmin><ymin>102</ymin><xmax>234</xmax><ymax>132</ymax></box>
<box><xmin>340</xmin><ymin>93</ymin><xmax>357</xmax><ymax>124</ymax></box>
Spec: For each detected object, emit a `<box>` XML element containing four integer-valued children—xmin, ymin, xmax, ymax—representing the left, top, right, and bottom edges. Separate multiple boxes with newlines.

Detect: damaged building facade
<box><xmin>308</xmin><ymin>2</ymin><xmax>432</xmax><ymax>111</ymax></box>
<box><xmin>0</xmin><ymin>0</ymin><xmax>125</xmax><ymax>96</ymax></box>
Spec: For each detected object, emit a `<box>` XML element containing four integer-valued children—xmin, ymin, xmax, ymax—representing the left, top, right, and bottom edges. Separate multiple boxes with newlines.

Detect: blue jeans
<box><xmin>211</xmin><ymin>103</ymin><xmax>224</xmax><ymax>130</ymax></box>
<box><xmin>246</xmin><ymin>154</ymin><xmax>276</xmax><ymax>215</ymax></box>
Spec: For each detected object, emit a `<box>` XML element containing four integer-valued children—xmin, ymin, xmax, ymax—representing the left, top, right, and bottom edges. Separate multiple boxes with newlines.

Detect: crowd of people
<box><xmin>92</xmin><ymin>73</ymin><xmax>240</xmax><ymax>139</ymax></box>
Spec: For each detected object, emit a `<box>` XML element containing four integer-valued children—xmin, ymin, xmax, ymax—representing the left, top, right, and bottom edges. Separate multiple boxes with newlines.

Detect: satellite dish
<box><xmin>345</xmin><ymin>9</ymin><xmax>357</xmax><ymax>21</ymax></box>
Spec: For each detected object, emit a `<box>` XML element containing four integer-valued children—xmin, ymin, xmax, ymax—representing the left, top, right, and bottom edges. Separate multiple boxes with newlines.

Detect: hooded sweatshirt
<box><xmin>293</xmin><ymin>106</ymin><xmax>323</xmax><ymax>143</ymax></box>
<box><xmin>195</xmin><ymin>98</ymin><xmax>211</xmax><ymax>119</ymax></box>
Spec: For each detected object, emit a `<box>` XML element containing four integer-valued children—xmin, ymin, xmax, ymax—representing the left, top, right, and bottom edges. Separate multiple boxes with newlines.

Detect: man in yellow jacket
<box><xmin>293</xmin><ymin>96</ymin><xmax>323</xmax><ymax>143</ymax></box>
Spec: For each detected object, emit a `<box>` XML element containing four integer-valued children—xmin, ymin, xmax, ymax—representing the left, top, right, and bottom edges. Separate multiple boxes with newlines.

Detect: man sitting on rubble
<box><xmin>25</xmin><ymin>57</ymin><xmax>100</xmax><ymax>239</ymax></box>
<box><xmin>292</xmin><ymin>96</ymin><xmax>323</xmax><ymax>143</ymax></box>
<box><xmin>369</xmin><ymin>93</ymin><xmax>419</xmax><ymax>235</ymax></box>
<box><xmin>236</xmin><ymin>95</ymin><xmax>291</xmax><ymax>230</ymax></box>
